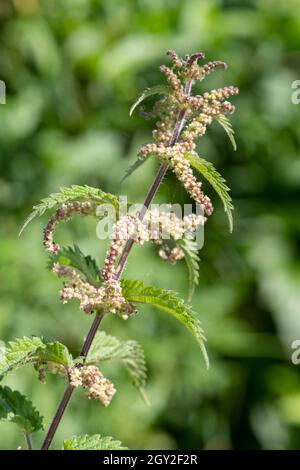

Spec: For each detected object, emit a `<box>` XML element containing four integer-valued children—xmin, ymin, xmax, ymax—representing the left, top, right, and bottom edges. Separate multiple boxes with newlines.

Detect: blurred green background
<box><xmin>1</xmin><ymin>0</ymin><xmax>300</xmax><ymax>450</ymax></box>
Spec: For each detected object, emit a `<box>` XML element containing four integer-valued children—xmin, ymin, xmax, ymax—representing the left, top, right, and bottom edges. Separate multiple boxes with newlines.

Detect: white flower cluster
<box><xmin>69</xmin><ymin>365</ymin><xmax>116</xmax><ymax>407</ymax></box>
<box><xmin>158</xmin><ymin>244</ymin><xmax>185</xmax><ymax>264</ymax></box>
<box><xmin>52</xmin><ymin>263</ymin><xmax>136</xmax><ymax>319</ymax></box>
<box><xmin>140</xmin><ymin>143</ymin><xmax>214</xmax><ymax>216</ymax></box>
<box><xmin>169</xmin><ymin>150</ymin><xmax>214</xmax><ymax>216</ymax></box>
<box><xmin>101</xmin><ymin>211</ymin><xmax>204</xmax><ymax>283</ymax></box>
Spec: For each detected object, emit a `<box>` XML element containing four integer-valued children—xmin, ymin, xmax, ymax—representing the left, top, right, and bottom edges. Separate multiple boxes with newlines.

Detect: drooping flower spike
<box><xmin>101</xmin><ymin>211</ymin><xmax>205</xmax><ymax>283</ymax></box>
<box><xmin>43</xmin><ymin>201</ymin><xmax>97</xmax><ymax>254</ymax></box>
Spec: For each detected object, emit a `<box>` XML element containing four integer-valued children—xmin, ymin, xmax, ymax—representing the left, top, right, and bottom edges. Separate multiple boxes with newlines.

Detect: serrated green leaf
<box><xmin>63</xmin><ymin>434</ymin><xmax>128</xmax><ymax>450</ymax></box>
<box><xmin>48</xmin><ymin>245</ymin><xmax>101</xmax><ymax>286</ymax></box>
<box><xmin>0</xmin><ymin>337</ymin><xmax>45</xmax><ymax>379</ymax></box>
<box><xmin>185</xmin><ymin>152</ymin><xmax>234</xmax><ymax>233</ymax></box>
<box><xmin>216</xmin><ymin>114</ymin><xmax>237</xmax><ymax>151</ymax></box>
<box><xmin>20</xmin><ymin>185</ymin><xmax>119</xmax><ymax>235</ymax></box>
<box><xmin>179</xmin><ymin>239</ymin><xmax>200</xmax><ymax>302</ymax></box>
<box><xmin>129</xmin><ymin>84</ymin><xmax>172</xmax><ymax>117</ymax></box>
<box><xmin>121</xmin><ymin>279</ymin><xmax>209</xmax><ymax>369</ymax></box>
<box><xmin>86</xmin><ymin>332</ymin><xmax>147</xmax><ymax>392</ymax></box>
<box><xmin>0</xmin><ymin>386</ymin><xmax>43</xmax><ymax>434</ymax></box>
<box><xmin>36</xmin><ymin>342</ymin><xmax>73</xmax><ymax>368</ymax></box>
<box><xmin>0</xmin><ymin>336</ymin><xmax>73</xmax><ymax>380</ymax></box>
<box><xmin>121</xmin><ymin>153</ymin><xmax>150</xmax><ymax>183</ymax></box>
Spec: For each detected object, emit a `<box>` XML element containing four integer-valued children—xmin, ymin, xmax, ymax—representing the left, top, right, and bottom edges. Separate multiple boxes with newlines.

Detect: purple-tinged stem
<box><xmin>41</xmin><ymin>78</ymin><xmax>193</xmax><ymax>451</ymax></box>
<box><xmin>41</xmin><ymin>385</ymin><xmax>74</xmax><ymax>451</ymax></box>
<box><xmin>41</xmin><ymin>314</ymin><xmax>103</xmax><ymax>450</ymax></box>
<box><xmin>25</xmin><ymin>433</ymin><xmax>33</xmax><ymax>450</ymax></box>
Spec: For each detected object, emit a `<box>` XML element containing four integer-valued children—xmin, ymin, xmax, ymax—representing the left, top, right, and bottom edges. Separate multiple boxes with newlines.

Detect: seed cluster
<box><xmin>151</xmin><ymin>99</ymin><xmax>178</xmax><ymax>146</ymax></box>
<box><xmin>43</xmin><ymin>201</ymin><xmax>97</xmax><ymax>254</ymax></box>
<box><xmin>101</xmin><ymin>211</ymin><xmax>204</xmax><ymax>283</ymax></box>
<box><xmin>158</xmin><ymin>244</ymin><xmax>185</xmax><ymax>264</ymax></box>
<box><xmin>139</xmin><ymin>50</ymin><xmax>238</xmax><ymax>217</ymax></box>
<box><xmin>140</xmin><ymin>143</ymin><xmax>214</xmax><ymax>215</ymax></box>
<box><xmin>201</xmin><ymin>60</ymin><xmax>228</xmax><ymax>78</ymax></box>
<box><xmin>166</xmin><ymin>50</ymin><xmax>184</xmax><ymax>69</ymax></box>
<box><xmin>53</xmin><ymin>263</ymin><xmax>136</xmax><ymax>319</ymax></box>
<box><xmin>169</xmin><ymin>150</ymin><xmax>214</xmax><ymax>215</ymax></box>
<box><xmin>160</xmin><ymin>65</ymin><xmax>183</xmax><ymax>101</ymax></box>
<box><xmin>69</xmin><ymin>365</ymin><xmax>116</xmax><ymax>406</ymax></box>
<box><xmin>165</xmin><ymin>50</ymin><xmax>207</xmax><ymax>80</ymax></box>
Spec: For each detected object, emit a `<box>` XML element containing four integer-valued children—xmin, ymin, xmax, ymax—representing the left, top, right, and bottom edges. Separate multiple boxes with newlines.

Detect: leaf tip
<box><xmin>139</xmin><ymin>387</ymin><xmax>151</xmax><ymax>406</ymax></box>
<box><xmin>18</xmin><ymin>215</ymin><xmax>33</xmax><ymax>236</ymax></box>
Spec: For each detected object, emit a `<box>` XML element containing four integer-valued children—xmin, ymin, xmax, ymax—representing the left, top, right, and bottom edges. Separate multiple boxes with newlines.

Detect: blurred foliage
<box><xmin>0</xmin><ymin>0</ymin><xmax>300</xmax><ymax>450</ymax></box>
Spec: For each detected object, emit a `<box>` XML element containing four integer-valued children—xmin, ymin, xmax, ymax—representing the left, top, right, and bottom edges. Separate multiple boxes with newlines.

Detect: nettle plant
<box><xmin>0</xmin><ymin>51</ymin><xmax>238</xmax><ymax>450</ymax></box>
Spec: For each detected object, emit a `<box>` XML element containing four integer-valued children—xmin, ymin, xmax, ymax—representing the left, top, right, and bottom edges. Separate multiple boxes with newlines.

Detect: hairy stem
<box><xmin>41</xmin><ymin>78</ymin><xmax>193</xmax><ymax>451</ymax></box>
<box><xmin>24</xmin><ymin>432</ymin><xmax>33</xmax><ymax>450</ymax></box>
